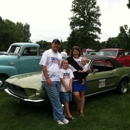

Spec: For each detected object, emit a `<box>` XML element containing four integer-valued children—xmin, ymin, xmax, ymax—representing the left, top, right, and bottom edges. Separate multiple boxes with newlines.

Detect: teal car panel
<box><xmin>0</xmin><ymin>65</ymin><xmax>18</xmax><ymax>76</ymax></box>
<box><xmin>19</xmin><ymin>56</ymin><xmax>41</xmax><ymax>73</ymax></box>
<box><xmin>0</xmin><ymin>42</ymin><xmax>42</xmax><ymax>90</ymax></box>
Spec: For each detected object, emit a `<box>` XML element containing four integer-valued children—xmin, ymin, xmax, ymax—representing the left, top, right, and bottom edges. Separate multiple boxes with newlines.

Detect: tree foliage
<box><xmin>36</xmin><ymin>40</ymin><xmax>71</xmax><ymax>55</ymax></box>
<box><xmin>100</xmin><ymin>25</ymin><xmax>130</xmax><ymax>51</ymax></box>
<box><xmin>68</xmin><ymin>0</ymin><xmax>101</xmax><ymax>50</ymax></box>
<box><xmin>0</xmin><ymin>16</ymin><xmax>31</xmax><ymax>50</ymax></box>
<box><xmin>36</xmin><ymin>40</ymin><xmax>51</xmax><ymax>51</ymax></box>
<box><xmin>127</xmin><ymin>0</ymin><xmax>130</xmax><ymax>9</ymax></box>
<box><xmin>117</xmin><ymin>25</ymin><xmax>130</xmax><ymax>50</ymax></box>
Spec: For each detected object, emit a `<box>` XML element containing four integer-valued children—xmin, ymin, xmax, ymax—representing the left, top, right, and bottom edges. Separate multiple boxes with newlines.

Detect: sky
<box><xmin>0</xmin><ymin>0</ymin><xmax>130</xmax><ymax>42</ymax></box>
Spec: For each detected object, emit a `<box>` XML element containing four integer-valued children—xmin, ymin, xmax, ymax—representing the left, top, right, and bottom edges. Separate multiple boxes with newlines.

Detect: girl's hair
<box><xmin>61</xmin><ymin>59</ymin><xmax>68</xmax><ymax>68</ymax></box>
<box><xmin>69</xmin><ymin>46</ymin><xmax>82</xmax><ymax>57</ymax></box>
<box><xmin>61</xmin><ymin>58</ymin><xmax>68</xmax><ymax>65</ymax></box>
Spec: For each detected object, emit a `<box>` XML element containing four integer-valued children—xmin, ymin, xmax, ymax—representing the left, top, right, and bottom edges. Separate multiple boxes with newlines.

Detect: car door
<box><xmin>85</xmin><ymin>60</ymin><xmax>118</xmax><ymax>96</ymax></box>
<box><xmin>116</xmin><ymin>50</ymin><xmax>126</xmax><ymax>66</ymax></box>
<box><xmin>18</xmin><ymin>47</ymin><xmax>41</xmax><ymax>74</ymax></box>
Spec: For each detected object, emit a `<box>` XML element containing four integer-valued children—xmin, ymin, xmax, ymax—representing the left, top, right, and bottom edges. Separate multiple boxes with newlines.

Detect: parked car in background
<box><xmin>98</xmin><ymin>48</ymin><xmax>130</xmax><ymax>66</ymax></box>
<box><xmin>0</xmin><ymin>42</ymin><xmax>42</xmax><ymax>90</ymax></box>
<box><xmin>4</xmin><ymin>55</ymin><xmax>130</xmax><ymax>106</ymax></box>
<box><xmin>82</xmin><ymin>48</ymin><xmax>95</xmax><ymax>55</ymax></box>
<box><xmin>125</xmin><ymin>51</ymin><xmax>130</xmax><ymax>55</ymax></box>
<box><xmin>89</xmin><ymin>52</ymin><xmax>98</xmax><ymax>55</ymax></box>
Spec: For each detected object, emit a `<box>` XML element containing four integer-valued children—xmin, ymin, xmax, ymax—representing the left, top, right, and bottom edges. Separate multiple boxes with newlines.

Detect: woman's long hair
<box><xmin>69</xmin><ymin>46</ymin><xmax>82</xmax><ymax>57</ymax></box>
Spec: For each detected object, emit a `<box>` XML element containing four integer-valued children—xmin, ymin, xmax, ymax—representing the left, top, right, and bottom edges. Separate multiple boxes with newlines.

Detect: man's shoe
<box><xmin>57</xmin><ymin>120</ymin><xmax>64</xmax><ymax>125</ymax></box>
<box><xmin>62</xmin><ymin>118</ymin><xmax>69</xmax><ymax>124</ymax></box>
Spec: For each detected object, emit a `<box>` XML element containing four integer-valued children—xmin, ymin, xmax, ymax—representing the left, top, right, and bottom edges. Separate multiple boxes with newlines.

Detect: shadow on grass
<box><xmin>11</xmin><ymin>100</ymin><xmax>53</xmax><ymax>117</ymax></box>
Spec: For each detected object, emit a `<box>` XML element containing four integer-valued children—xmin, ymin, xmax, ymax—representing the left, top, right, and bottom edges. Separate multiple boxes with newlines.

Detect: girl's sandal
<box><xmin>65</xmin><ymin>116</ymin><xmax>75</xmax><ymax>120</ymax></box>
<box><xmin>80</xmin><ymin>112</ymin><xmax>84</xmax><ymax>116</ymax></box>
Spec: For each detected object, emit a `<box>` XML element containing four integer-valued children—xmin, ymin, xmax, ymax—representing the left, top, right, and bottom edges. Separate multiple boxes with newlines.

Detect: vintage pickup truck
<box><xmin>98</xmin><ymin>48</ymin><xmax>130</xmax><ymax>66</ymax></box>
<box><xmin>0</xmin><ymin>42</ymin><xmax>42</xmax><ymax>90</ymax></box>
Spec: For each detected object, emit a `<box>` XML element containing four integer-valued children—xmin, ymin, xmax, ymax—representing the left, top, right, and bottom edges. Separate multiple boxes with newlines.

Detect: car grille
<box><xmin>7</xmin><ymin>84</ymin><xmax>27</xmax><ymax>98</ymax></box>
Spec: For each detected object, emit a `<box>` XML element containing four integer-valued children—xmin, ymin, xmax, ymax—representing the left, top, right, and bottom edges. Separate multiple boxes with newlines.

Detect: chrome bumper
<box><xmin>4</xmin><ymin>88</ymin><xmax>44</xmax><ymax>103</ymax></box>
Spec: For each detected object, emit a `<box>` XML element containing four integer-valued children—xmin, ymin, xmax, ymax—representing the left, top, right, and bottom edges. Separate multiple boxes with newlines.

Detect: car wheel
<box><xmin>0</xmin><ymin>75</ymin><xmax>8</xmax><ymax>90</ymax></box>
<box><xmin>117</xmin><ymin>78</ymin><xmax>128</xmax><ymax>94</ymax></box>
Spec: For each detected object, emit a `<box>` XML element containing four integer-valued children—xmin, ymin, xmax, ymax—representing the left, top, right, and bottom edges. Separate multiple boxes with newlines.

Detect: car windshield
<box><xmin>7</xmin><ymin>45</ymin><xmax>21</xmax><ymax>55</ymax></box>
<box><xmin>98</xmin><ymin>50</ymin><xmax>117</xmax><ymax>57</ymax></box>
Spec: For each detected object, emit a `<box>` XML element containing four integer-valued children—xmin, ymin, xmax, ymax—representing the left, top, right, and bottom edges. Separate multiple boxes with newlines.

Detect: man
<box><xmin>39</xmin><ymin>39</ymin><xmax>69</xmax><ymax>125</ymax></box>
<box><xmin>61</xmin><ymin>49</ymin><xmax>67</xmax><ymax>59</ymax></box>
<box><xmin>82</xmin><ymin>48</ymin><xmax>87</xmax><ymax>55</ymax></box>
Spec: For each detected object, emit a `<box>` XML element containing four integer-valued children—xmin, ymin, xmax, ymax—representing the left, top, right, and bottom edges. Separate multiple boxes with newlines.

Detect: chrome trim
<box><xmin>4</xmin><ymin>88</ymin><xmax>44</xmax><ymax>103</ymax></box>
<box><xmin>85</xmin><ymin>87</ymin><xmax>116</xmax><ymax>97</ymax></box>
<box><xmin>0</xmin><ymin>81</ymin><xmax>2</xmax><ymax>86</ymax></box>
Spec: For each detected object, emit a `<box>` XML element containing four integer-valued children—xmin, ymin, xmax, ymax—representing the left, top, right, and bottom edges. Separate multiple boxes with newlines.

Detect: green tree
<box><xmin>117</xmin><ymin>25</ymin><xmax>130</xmax><ymax>50</ymax></box>
<box><xmin>0</xmin><ymin>16</ymin><xmax>31</xmax><ymax>50</ymax></box>
<box><xmin>4</xmin><ymin>19</ymin><xmax>16</xmax><ymax>49</ymax></box>
<box><xmin>127</xmin><ymin>0</ymin><xmax>130</xmax><ymax>9</ymax></box>
<box><xmin>59</xmin><ymin>41</ymin><xmax>70</xmax><ymax>54</ymax></box>
<box><xmin>36</xmin><ymin>40</ymin><xmax>51</xmax><ymax>50</ymax></box>
<box><xmin>100</xmin><ymin>41</ymin><xmax>107</xmax><ymax>49</ymax></box>
<box><xmin>15</xmin><ymin>22</ymin><xmax>24</xmax><ymax>42</ymax></box>
<box><xmin>104</xmin><ymin>25</ymin><xmax>130</xmax><ymax>50</ymax></box>
<box><xmin>106</xmin><ymin>37</ymin><xmax>119</xmax><ymax>48</ymax></box>
<box><xmin>23</xmin><ymin>23</ymin><xmax>31</xmax><ymax>42</ymax></box>
<box><xmin>67</xmin><ymin>30</ymin><xmax>79</xmax><ymax>48</ymax></box>
<box><xmin>0</xmin><ymin>17</ymin><xmax>6</xmax><ymax>50</ymax></box>
<box><xmin>92</xmin><ymin>40</ymin><xmax>101</xmax><ymax>51</ymax></box>
<box><xmin>68</xmin><ymin>0</ymin><xmax>101</xmax><ymax>49</ymax></box>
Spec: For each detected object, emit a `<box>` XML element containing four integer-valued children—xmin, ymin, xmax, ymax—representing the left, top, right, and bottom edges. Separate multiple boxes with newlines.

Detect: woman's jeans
<box><xmin>42</xmin><ymin>81</ymin><xmax>64</xmax><ymax>121</ymax></box>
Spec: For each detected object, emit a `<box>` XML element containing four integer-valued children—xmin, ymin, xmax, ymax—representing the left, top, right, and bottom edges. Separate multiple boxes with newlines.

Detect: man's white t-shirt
<box><xmin>39</xmin><ymin>49</ymin><xmax>62</xmax><ymax>81</ymax></box>
<box><xmin>59</xmin><ymin>68</ymin><xmax>74</xmax><ymax>92</ymax></box>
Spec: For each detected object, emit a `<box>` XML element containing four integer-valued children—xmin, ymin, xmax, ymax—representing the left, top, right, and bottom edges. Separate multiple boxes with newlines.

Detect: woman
<box><xmin>67</xmin><ymin>46</ymin><xmax>90</xmax><ymax>116</ymax></box>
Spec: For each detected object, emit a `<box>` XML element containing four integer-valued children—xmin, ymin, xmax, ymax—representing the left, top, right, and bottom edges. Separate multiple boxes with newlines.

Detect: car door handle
<box><xmin>35</xmin><ymin>57</ymin><xmax>40</xmax><ymax>60</ymax></box>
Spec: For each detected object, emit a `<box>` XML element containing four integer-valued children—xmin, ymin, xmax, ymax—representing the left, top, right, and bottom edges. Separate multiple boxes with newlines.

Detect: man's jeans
<box><xmin>42</xmin><ymin>81</ymin><xmax>65</xmax><ymax>121</ymax></box>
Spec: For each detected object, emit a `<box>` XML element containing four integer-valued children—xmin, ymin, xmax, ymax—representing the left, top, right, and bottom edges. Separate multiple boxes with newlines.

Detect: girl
<box><xmin>59</xmin><ymin>59</ymin><xmax>75</xmax><ymax>120</ymax></box>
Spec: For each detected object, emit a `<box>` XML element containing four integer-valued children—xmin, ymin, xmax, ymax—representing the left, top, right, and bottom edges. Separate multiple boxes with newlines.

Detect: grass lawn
<box><xmin>0</xmin><ymin>90</ymin><xmax>130</xmax><ymax>130</ymax></box>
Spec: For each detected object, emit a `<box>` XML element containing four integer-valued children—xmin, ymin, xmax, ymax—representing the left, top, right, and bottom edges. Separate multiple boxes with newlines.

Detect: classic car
<box><xmin>0</xmin><ymin>42</ymin><xmax>42</xmax><ymax>90</ymax></box>
<box><xmin>98</xmin><ymin>48</ymin><xmax>130</xmax><ymax>66</ymax></box>
<box><xmin>89</xmin><ymin>51</ymin><xmax>98</xmax><ymax>55</ymax></box>
<box><xmin>4</xmin><ymin>55</ymin><xmax>130</xmax><ymax>105</ymax></box>
<box><xmin>125</xmin><ymin>51</ymin><xmax>130</xmax><ymax>55</ymax></box>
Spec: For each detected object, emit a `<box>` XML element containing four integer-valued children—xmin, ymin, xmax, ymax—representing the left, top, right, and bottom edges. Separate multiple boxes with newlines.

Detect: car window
<box><xmin>118</xmin><ymin>51</ymin><xmax>124</xmax><ymax>57</ymax></box>
<box><xmin>98</xmin><ymin>50</ymin><xmax>117</xmax><ymax>57</ymax></box>
<box><xmin>91</xmin><ymin>59</ymin><xmax>114</xmax><ymax>73</ymax></box>
<box><xmin>8</xmin><ymin>45</ymin><xmax>21</xmax><ymax>54</ymax></box>
<box><xmin>22</xmin><ymin>47</ymin><xmax>37</xmax><ymax>56</ymax></box>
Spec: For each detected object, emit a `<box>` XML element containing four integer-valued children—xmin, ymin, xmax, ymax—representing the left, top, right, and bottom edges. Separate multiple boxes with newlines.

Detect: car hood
<box><xmin>0</xmin><ymin>55</ymin><xmax>17</xmax><ymax>65</ymax></box>
<box><xmin>6</xmin><ymin>71</ymin><xmax>42</xmax><ymax>90</ymax></box>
